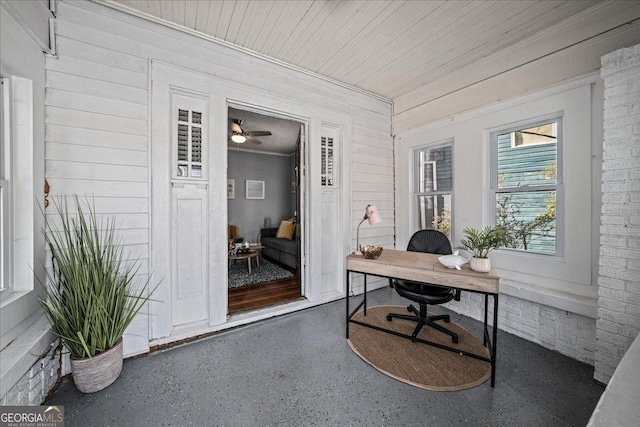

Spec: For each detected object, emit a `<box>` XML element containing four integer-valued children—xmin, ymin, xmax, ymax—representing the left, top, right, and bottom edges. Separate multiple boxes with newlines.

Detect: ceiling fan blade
<box><xmin>246</xmin><ymin>135</ymin><xmax>263</xmax><ymax>145</ymax></box>
<box><xmin>229</xmin><ymin>120</ymin><xmax>242</xmax><ymax>134</ymax></box>
<box><xmin>246</xmin><ymin>130</ymin><xmax>272</xmax><ymax>137</ymax></box>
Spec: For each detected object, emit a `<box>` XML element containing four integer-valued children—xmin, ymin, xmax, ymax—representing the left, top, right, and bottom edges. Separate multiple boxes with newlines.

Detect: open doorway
<box><xmin>226</xmin><ymin>106</ymin><xmax>305</xmax><ymax>314</ymax></box>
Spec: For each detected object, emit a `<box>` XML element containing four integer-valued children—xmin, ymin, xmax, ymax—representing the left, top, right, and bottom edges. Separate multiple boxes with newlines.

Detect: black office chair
<box><xmin>387</xmin><ymin>230</ymin><xmax>460</xmax><ymax>343</ymax></box>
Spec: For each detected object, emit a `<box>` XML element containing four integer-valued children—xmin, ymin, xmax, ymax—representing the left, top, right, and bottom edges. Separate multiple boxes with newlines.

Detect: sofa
<box><xmin>259</xmin><ymin>226</ymin><xmax>298</xmax><ymax>269</ymax></box>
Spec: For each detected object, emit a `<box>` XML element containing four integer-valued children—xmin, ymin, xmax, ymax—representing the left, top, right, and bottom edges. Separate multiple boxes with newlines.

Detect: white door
<box><xmin>150</xmin><ymin>68</ymin><xmax>228</xmax><ymax>340</ymax></box>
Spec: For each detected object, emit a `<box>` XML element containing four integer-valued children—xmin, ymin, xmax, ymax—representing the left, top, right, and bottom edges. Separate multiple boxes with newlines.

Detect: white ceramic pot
<box><xmin>469</xmin><ymin>257</ymin><xmax>491</xmax><ymax>273</ymax></box>
<box><xmin>70</xmin><ymin>340</ymin><xmax>123</xmax><ymax>393</ymax></box>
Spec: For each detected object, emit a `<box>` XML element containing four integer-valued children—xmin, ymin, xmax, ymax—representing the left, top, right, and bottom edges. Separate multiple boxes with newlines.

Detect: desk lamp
<box><xmin>355</xmin><ymin>204</ymin><xmax>382</xmax><ymax>255</ymax></box>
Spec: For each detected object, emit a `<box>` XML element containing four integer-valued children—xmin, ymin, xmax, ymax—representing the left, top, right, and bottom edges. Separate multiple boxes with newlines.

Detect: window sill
<box><xmin>0</xmin><ymin>313</ymin><xmax>55</xmax><ymax>398</ymax></box>
<box><xmin>501</xmin><ymin>279</ymin><xmax>597</xmax><ymax>319</ymax></box>
<box><xmin>0</xmin><ymin>290</ymin><xmax>30</xmax><ymax>308</ymax></box>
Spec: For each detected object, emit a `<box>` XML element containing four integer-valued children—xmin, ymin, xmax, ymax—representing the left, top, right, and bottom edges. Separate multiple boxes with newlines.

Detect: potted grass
<box><xmin>456</xmin><ymin>226</ymin><xmax>506</xmax><ymax>272</ymax></box>
<box><xmin>39</xmin><ymin>195</ymin><xmax>157</xmax><ymax>393</ymax></box>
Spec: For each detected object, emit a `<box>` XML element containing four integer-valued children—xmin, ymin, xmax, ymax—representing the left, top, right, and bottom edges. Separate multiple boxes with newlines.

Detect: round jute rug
<box><xmin>347</xmin><ymin>305</ymin><xmax>491</xmax><ymax>391</ymax></box>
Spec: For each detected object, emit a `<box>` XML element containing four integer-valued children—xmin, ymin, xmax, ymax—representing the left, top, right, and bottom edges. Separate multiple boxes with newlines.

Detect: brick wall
<box><xmin>0</xmin><ymin>344</ymin><xmax>61</xmax><ymax>406</ymax></box>
<box><xmin>595</xmin><ymin>43</ymin><xmax>640</xmax><ymax>384</ymax></box>
<box><xmin>446</xmin><ymin>293</ymin><xmax>596</xmax><ymax>365</ymax></box>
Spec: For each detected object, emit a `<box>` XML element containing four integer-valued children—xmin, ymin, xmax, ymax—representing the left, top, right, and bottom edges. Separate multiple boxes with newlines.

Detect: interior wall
<box><xmin>227</xmin><ymin>150</ymin><xmax>293</xmax><ymax>243</ymax></box>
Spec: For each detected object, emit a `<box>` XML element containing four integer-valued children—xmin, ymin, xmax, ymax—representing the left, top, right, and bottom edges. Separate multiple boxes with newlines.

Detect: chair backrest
<box><xmin>228</xmin><ymin>224</ymin><xmax>240</xmax><ymax>240</ymax></box>
<box><xmin>406</xmin><ymin>230</ymin><xmax>452</xmax><ymax>255</ymax></box>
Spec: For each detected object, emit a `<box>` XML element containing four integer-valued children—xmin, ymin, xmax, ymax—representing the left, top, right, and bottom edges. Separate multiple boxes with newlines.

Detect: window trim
<box><xmin>0</xmin><ymin>73</ymin><xmax>35</xmax><ymax>320</ymax></box>
<box><xmin>489</xmin><ymin>114</ymin><xmax>564</xmax><ymax>258</ymax></box>
<box><xmin>413</xmin><ymin>139</ymin><xmax>454</xmax><ymax>237</ymax></box>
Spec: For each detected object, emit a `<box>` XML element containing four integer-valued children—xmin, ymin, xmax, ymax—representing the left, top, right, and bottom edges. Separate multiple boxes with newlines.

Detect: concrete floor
<box><xmin>47</xmin><ymin>287</ymin><xmax>604</xmax><ymax>426</ymax></box>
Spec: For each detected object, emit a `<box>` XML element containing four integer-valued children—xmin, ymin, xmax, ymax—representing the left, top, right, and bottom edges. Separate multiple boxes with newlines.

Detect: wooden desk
<box><xmin>346</xmin><ymin>249</ymin><xmax>500</xmax><ymax>387</ymax></box>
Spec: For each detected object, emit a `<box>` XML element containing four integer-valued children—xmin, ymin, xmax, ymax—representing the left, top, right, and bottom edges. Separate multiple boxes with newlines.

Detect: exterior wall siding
<box><xmin>595</xmin><ymin>43</ymin><xmax>640</xmax><ymax>384</ymax></box>
<box><xmin>45</xmin><ymin>0</ymin><xmax>393</xmax><ymax>355</ymax></box>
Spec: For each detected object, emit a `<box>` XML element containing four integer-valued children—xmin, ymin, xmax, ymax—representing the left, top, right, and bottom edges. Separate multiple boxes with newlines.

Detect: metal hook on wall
<box><xmin>44</xmin><ymin>179</ymin><xmax>50</xmax><ymax>208</ymax></box>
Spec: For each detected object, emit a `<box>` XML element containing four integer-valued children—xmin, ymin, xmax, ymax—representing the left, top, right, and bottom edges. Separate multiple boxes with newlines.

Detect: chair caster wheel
<box><xmin>386</xmin><ymin>315</ymin><xmax>392</xmax><ymax>321</ymax></box>
<box><xmin>411</xmin><ymin>336</ymin><xmax>417</xmax><ymax>343</ymax></box>
<box><xmin>406</xmin><ymin>306</ymin><xmax>412</xmax><ymax>312</ymax></box>
<box><xmin>452</xmin><ymin>337</ymin><xmax>459</xmax><ymax>344</ymax></box>
<box><xmin>444</xmin><ymin>317</ymin><xmax>451</xmax><ymax>323</ymax></box>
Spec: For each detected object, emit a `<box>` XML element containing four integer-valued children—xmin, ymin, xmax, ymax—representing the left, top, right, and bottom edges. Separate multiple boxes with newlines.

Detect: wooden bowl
<box><xmin>361</xmin><ymin>245</ymin><xmax>383</xmax><ymax>259</ymax></box>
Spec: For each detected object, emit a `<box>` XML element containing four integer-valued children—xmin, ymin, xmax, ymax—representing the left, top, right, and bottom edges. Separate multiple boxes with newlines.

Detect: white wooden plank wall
<box><xmin>46</xmin><ymin>0</ymin><xmax>393</xmax><ymax>354</ymax></box>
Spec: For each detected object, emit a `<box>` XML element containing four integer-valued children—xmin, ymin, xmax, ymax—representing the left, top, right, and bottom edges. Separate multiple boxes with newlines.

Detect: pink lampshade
<box><xmin>365</xmin><ymin>205</ymin><xmax>382</xmax><ymax>225</ymax></box>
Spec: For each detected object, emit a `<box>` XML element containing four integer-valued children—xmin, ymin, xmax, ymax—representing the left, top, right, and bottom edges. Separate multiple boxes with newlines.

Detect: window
<box><xmin>0</xmin><ymin>73</ymin><xmax>34</xmax><ymax>307</ymax></box>
<box><xmin>0</xmin><ymin>76</ymin><xmax>8</xmax><ymax>291</ymax></box>
<box><xmin>320</xmin><ymin>136</ymin><xmax>334</xmax><ymax>186</ymax></box>
<box><xmin>414</xmin><ymin>142</ymin><xmax>452</xmax><ymax>238</ymax></box>
<box><xmin>491</xmin><ymin>117</ymin><xmax>562</xmax><ymax>255</ymax></box>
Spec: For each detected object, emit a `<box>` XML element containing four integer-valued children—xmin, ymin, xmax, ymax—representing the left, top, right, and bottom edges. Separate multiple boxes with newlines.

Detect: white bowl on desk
<box><xmin>438</xmin><ymin>253</ymin><xmax>469</xmax><ymax>270</ymax></box>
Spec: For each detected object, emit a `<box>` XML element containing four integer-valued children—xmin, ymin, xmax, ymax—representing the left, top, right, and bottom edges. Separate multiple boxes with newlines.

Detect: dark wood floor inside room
<box><xmin>228</xmin><ymin>271</ymin><xmax>302</xmax><ymax>314</ymax></box>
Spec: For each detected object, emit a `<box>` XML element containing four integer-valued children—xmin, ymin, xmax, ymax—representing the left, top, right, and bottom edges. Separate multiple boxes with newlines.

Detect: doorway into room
<box><xmin>226</xmin><ymin>106</ymin><xmax>305</xmax><ymax>314</ymax></box>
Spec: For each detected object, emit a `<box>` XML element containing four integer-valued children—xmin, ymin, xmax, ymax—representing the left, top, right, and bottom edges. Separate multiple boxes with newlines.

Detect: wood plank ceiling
<box><xmin>103</xmin><ymin>0</ymin><xmax>603</xmax><ymax>100</ymax></box>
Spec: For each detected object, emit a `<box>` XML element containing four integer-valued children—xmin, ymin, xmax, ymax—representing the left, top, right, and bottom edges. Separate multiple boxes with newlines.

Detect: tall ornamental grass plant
<box><xmin>40</xmin><ymin>196</ymin><xmax>155</xmax><ymax>359</ymax></box>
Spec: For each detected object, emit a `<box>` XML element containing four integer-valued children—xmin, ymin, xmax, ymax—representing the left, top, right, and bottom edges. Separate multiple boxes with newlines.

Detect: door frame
<box><xmin>149</xmin><ymin>60</ymin><xmax>351</xmax><ymax>344</ymax></box>
<box><xmin>226</xmin><ymin>101</ymin><xmax>309</xmax><ymax>298</ymax></box>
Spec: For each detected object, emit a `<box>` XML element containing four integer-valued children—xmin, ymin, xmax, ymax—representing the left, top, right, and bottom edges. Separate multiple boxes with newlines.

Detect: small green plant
<box><xmin>39</xmin><ymin>195</ymin><xmax>157</xmax><ymax>358</ymax></box>
<box><xmin>234</xmin><ymin>237</ymin><xmax>244</xmax><ymax>243</ymax></box>
<box><xmin>457</xmin><ymin>226</ymin><xmax>506</xmax><ymax>259</ymax></box>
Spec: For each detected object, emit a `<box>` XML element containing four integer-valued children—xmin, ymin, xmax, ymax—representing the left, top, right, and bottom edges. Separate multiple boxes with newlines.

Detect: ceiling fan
<box><xmin>228</xmin><ymin>118</ymin><xmax>272</xmax><ymax>145</ymax></box>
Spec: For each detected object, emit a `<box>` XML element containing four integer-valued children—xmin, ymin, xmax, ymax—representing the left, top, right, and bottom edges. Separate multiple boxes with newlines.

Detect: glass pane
<box><xmin>191</xmin><ymin>111</ymin><xmax>201</xmax><ymax>124</ymax></box>
<box><xmin>178</xmin><ymin>109</ymin><xmax>189</xmax><ymax>122</ymax></box>
<box><xmin>496</xmin><ymin>190</ymin><xmax>556</xmax><ymax>254</ymax></box>
<box><xmin>497</xmin><ymin>121</ymin><xmax>557</xmax><ymax>189</ymax></box>
<box><xmin>417</xmin><ymin>194</ymin><xmax>451</xmax><ymax>238</ymax></box>
<box><xmin>418</xmin><ymin>145</ymin><xmax>452</xmax><ymax>192</ymax></box>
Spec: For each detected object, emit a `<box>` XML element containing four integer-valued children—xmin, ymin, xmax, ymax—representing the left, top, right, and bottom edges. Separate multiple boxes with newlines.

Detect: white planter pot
<box><xmin>469</xmin><ymin>257</ymin><xmax>491</xmax><ymax>273</ymax></box>
<box><xmin>70</xmin><ymin>340</ymin><xmax>123</xmax><ymax>393</ymax></box>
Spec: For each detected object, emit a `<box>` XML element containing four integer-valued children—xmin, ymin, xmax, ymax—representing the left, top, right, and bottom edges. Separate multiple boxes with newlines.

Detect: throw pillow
<box><xmin>276</xmin><ymin>220</ymin><xmax>295</xmax><ymax>240</ymax></box>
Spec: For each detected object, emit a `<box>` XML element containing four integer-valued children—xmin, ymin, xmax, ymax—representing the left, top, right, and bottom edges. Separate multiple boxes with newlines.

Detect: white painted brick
<box><xmin>602</xmin><ymin>180</ymin><xmax>640</xmax><ymax>193</ymax></box>
<box><xmin>604</xmin><ymin>84</ymin><xmax>632</xmax><ymax>98</ymax></box>
<box><xmin>625</xmin><ymin>303</ymin><xmax>640</xmax><ymax>317</ymax></box>
<box><xmin>601</xmin><ymin>167</ymin><xmax>629</xmax><ymax>180</ymax></box>
<box><xmin>620</xmin><ymin>324</ymin><xmax>640</xmax><ymax>338</ymax></box>
<box><xmin>596</xmin><ymin>318</ymin><xmax>620</xmax><ymax>334</ymax></box>
<box><xmin>604</xmin><ymin>102</ymin><xmax>630</xmax><ymax>119</ymax></box>
<box><xmin>598</xmin><ymin>277</ymin><xmax>626</xmax><ymax>290</ymax></box>
<box><xmin>604</xmin><ymin>127</ymin><xmax>633</xmax><ymax>141</ymax></box>
<box><xmin>603</xmin><ymin>135</ymin><xmax>640</xmax><ymax>150</ymax></box>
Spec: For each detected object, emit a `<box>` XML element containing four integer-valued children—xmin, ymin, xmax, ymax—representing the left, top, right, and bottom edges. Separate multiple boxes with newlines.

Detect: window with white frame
<box><xmin>1</xmin><ymin>76</ymin><xmax>9</xmax><ymax>292</ymax></box>
<box><xmin>414</xmin><ymin>142</ymin><xmax>453</xmax><ymax>238</ymax></box>
<box><xmin>491</xmin><ymin>117</ymin><xmax>562</xmax><ymax>255</ymax></box>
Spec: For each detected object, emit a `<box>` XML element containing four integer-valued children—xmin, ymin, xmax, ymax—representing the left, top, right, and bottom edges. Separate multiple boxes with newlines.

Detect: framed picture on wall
<box><xmin>246</xmin><ymin>180</ymin><xmax>265</xmax><ymax>199</ymax></box>
<box><xmin>227</xmin><ymin>179</ymin><xmax>235</xmax><ymax>199</ymax></box>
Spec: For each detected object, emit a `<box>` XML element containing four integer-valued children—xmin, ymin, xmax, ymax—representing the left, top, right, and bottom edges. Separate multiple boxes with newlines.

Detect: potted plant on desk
<box><xmin>457</xmin><ymin>226</ymin><xmax>506</xmax><ymax>272</ymax></box>
<box><xmin>39</xmin><ymin>195</ymin><xmax>157</xmax><ymax>393</ymax></box>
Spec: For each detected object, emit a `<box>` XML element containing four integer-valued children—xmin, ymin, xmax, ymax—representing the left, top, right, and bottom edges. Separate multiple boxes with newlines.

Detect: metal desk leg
<box><xmin>364</xmin><ymin>274</ymin><xmax>367</xmax><ymax>316</ymax></box>
<box><xmin>491</xmin><ymin>293</ymin><xmax>499</xmax><ymax>388</ymax></box>
<box><xmin>484</xmin><ymin>294</ymin><xmax>488</xmax><ymax>346</ymax></box>
<box><xmin>346</xmin><ymin>271</ymin><xmax>350</xmax><ymax>339</ymax></box>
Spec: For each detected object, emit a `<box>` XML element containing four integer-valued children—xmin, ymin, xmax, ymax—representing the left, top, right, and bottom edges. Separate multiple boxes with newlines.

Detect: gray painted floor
<box><xmin>47</xmin><ymin>287</ymin><xmax>604</xmax><ymax>426</ymax></box>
